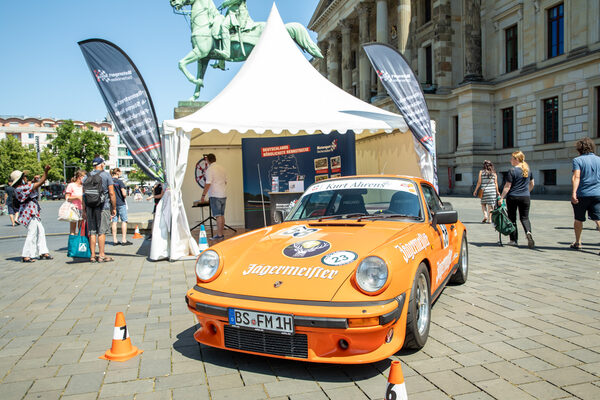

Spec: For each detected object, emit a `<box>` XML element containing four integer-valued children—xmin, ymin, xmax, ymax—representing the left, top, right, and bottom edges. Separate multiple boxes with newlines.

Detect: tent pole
<box><xmin>257</xmin><ymin>164</ymin><xmax>267</xmax><ymax>227</ymax></box>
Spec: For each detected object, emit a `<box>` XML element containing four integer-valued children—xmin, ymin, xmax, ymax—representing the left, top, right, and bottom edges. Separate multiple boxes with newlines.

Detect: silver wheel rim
<box><xmin>461</xmin><ymin>240</ymin><xmax>468</xmax><ymax>275</ymax></box>
<box><xmin>416</xmin><ymin>273</ymin><xmax>430</xmax><ymax>335</ymax></box>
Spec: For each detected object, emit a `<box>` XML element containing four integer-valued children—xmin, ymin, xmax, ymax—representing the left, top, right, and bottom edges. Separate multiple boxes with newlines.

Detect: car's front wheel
<box><xmin>450</xmin><ymin>235</ymin><xmax>468</xmax><ymax>284</ymax></box>
<box><xmin>403</xmin><ymin>262</ymin><xmax>431</xmax><ymax>350</ymax></box>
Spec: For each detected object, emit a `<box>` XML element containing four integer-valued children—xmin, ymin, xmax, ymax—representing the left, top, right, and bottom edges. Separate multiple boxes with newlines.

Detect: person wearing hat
<box><xmin>11</xmin><ymin>165</ymin><xmax>53</xmax><ymax>262</ymax></box>
<box><xmin>83</xmin><ymin>157</ymin><xmax>117</xmax><ymax>263</ymax></box>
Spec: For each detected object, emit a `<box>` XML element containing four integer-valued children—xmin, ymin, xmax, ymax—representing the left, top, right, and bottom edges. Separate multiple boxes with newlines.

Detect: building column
<box><xmin>397</xmin><ymin>0</ymin><xmax>410</xmax><ymax>57</ymax></box>
<box><xmin>340</xmin><ymin>20</ymin><xmax>353</xmax><ymax>93</ymax></box>
<box><xmin>463</xmin><ymin>0</ymin><xmax>483</xmax><ymax>82</ymax></box>
<box><xmin>327</xmin><ymin>33</ymin><xmax>340</xmax><ymax>87</ymax></box>
<box><xmin>434</xmin><ymin>0</ymin><xmax>453</xmax><ymax>90</ymax></box>
<box><xmin>375</xmin><ymin>0</ymin><xmax>389</xmax><ymax>97</ymax></box>
<box><xmin>358</xmin><ymin>2</ymin><xmax>372</xmax><ymax>102</ymax></box>
<box><xmin>317</xmin><ymin>40</ymin><xmax>328</xmax><ymax>77</ymax></box>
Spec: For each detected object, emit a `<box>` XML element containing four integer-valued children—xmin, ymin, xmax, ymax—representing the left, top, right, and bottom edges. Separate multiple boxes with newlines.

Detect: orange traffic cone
<box><xmin>99</xmin><ymin>312</ymin><xmax>143</xmax><ymax>362</ymax></box>
<box><xmin>386</xmin><ymin>360</ymin><xmax>408</xmax><ymax>400</ymax></box>
<box><xmin>132</xmin><ymin>225</ymin><xmax>143</xmax><ymax>239</ymax></box>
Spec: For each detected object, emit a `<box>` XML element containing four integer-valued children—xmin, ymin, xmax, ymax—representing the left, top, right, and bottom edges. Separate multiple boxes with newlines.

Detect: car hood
<box><xmin>203</xmin><ymin>221</ymin><xmax>414</xmax><ymax>301</ymax></box>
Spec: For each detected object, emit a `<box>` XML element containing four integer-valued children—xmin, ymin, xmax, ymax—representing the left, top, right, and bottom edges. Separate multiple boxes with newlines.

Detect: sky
<box><xmin>0</xmin><ymin>0</ymin><xmax>321</xmax><ymax>124</ymax></box>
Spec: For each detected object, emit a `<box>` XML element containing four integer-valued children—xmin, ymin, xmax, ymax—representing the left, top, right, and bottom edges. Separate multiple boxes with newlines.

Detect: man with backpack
<box><xmin>83</xmin><ymin>157</ymin><xmax>117</xmax><ymax>263</ymax></box>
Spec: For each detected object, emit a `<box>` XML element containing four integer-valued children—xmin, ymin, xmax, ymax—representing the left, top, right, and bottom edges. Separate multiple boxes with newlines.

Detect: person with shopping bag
<box><xmin>11</xmin><ymin>165</ymin><xmax>53</xmax><ymax>263</ymax></box>
<box><xmin>63</xmin><ymin>170</ymin><xmax>86</xmax><ymax>235</ymax></box>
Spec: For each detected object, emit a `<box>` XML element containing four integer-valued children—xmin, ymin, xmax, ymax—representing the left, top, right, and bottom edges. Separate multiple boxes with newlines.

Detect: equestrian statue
<box><xmin>170</xmin><ymin>0</ymin><xmax>323</xmax><ymax>100</ymax></box>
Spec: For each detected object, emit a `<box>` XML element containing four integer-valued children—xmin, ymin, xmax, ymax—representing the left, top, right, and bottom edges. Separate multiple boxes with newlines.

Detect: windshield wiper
<box><xmin>357</xmin><ymin>214</ymin><xmax>421</xmax><ymax>221</ymax></box>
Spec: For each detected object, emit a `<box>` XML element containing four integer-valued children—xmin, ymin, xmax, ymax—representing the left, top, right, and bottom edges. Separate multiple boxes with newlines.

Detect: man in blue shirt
<box><xmin>571</xmin><ymin>137</ymin><xmax>600</xmax><ymax>253</ymax></box>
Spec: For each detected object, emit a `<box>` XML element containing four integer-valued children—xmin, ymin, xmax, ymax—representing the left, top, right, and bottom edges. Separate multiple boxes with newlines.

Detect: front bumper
<box><xmin>185</xmin><ymin>285</ymin><xmax>407</xmax><ymax>364</ymax></box>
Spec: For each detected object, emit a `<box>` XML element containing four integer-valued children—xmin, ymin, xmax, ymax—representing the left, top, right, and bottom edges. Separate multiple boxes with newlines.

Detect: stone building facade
<box><xmin>309</xmin><ymin>0</ymin><xmax>600</xmax><ymax>194</ymax></box>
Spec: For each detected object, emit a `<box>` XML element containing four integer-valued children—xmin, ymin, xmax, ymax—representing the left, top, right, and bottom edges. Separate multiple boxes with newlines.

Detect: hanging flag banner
<box><xmin>78</xmin><ymin>39</ymin><xmax>164</xmax><ymax>182</ymax></box>
<box><xmin>363</xmin><ymin>43</ymin><xmax>438</xmax><ymax>190</ymax></box>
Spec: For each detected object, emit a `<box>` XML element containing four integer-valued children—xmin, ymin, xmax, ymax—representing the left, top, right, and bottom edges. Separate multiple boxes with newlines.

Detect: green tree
<box><xmin>127</xmin><ymin>168</ymin><xmax>152</xmax><ymax>186</ymax></box>
<box><xmin>40</xmin><ymin>147</ymin><xmax>64</xmax><ymax>182</ymax></box>
<box><xmin>0</xmin><ymin>136</ymin><xmax>44</xmax><ymax>184</ymax></box>
<box><xmin>51</xmin><ymin>120</ymin><xmax>110</xmax><ymax>180</ymax></box>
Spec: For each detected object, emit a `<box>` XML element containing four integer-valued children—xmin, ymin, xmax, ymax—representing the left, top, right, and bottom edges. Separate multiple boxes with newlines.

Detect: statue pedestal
<box><xmin>174</xmin><ymin>101</ymin><xmax>208</xmax><ymax>119</ymax></box>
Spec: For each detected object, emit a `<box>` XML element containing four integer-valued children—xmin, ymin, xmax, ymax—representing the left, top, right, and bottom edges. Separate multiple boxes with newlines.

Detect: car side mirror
<box><xmin>432</xmin><ymin>210</ymin><xmax>458</xmax><ymax>225</ymax></box>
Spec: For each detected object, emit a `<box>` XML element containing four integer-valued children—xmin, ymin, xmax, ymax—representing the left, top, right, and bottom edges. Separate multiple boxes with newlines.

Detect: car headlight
<box><xmin>355</xmin><ymin>256</ymin><xmax>388</xmax><ymax>294</ymax></box>
<box><xmin>196</xmin><ymin>250</ymin><xmax>220</xmax><ymax>282</ymax></box>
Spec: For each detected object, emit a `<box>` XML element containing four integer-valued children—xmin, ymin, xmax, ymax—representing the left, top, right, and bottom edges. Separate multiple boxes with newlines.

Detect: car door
<box><xmin>420</xmin><ymin>183</ymin><xmax>457</xmax><ymax>294</ymax></box>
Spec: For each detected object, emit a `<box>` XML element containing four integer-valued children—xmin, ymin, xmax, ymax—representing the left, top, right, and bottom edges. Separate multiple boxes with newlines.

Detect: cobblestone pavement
<box><xmin>0</xmin><ymin>196</ymin><xmax>599</xmax><ymax>400</ymax></box>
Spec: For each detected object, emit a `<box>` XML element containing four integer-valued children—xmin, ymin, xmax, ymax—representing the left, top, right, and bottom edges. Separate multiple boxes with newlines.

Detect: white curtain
<box><xmin>150</xmin><ymin>127</ymin><xmax>199</xmax><ymax>261</ymax></box>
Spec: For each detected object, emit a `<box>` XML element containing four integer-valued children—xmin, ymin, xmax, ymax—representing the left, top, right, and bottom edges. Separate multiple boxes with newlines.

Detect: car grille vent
<box><xmin>224</xmin><ymin>325</ymin><xmax>308</xmax><ymax>359</ymax></box>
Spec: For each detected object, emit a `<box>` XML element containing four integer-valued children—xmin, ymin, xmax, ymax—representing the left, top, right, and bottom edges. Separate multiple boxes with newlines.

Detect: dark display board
<box><xmin>242</xmin><ymin>132</ymin><xmax>356</xmax><ymax>230</ymax></box>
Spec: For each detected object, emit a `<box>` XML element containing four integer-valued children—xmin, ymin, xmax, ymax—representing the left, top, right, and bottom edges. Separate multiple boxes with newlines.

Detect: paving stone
<box><xmin>406</xmin><ymin>356</ymin><xmax>462</xmax><ymax>374</ymax></box>
<box><xmin>172</xmin><ymin>384</ymin><xmax>210</xmax><ymax>400</ymax></box>
<box><xmin>134</xmin><ymin>391</ymin><xmax>172</xmax><ymax>400</ymax></box>
<box><xmin>518</xmin><ymin>381</ymin><xmax>571</xmax><ymax>399</ymax></box>
<box><xmin>453</xmin><ymin>392</ymin><xmax>495</xmax><ymax>400</ymax></box>
<box><xmin>423</xmin><ymin>370</ymin><xmax>479</xmax><ymax>396</ymax></box>
<box><xmin>563</xmin><ymin>382</ymin><xmax>600</xmax><ymax>399</ymax></box>
<box><xmin>1</xmin><ymin>380</ymin><xmax>33</xmax><ymax>400</ymax></box>
<box><xmin>99</xmin><ymin>379</ymin><xmax>155</xmax><ymax>398</ymax></box>
<box><xmin>536</xmin><ymin>366</ymin><xmax>598</xmax><ymax>387</ymax></box>
<box><xmin>264</xmin><ymin>379</ymin><xmax>320</xmax><ymax>397</ymax></box>
<box><xmin>483</xmin><ymin>361</ymin><xmax>540</xmax><ymax>385</ymax></box>
<box><xmin>63</xmin><ymin>371</ymin><xmax>104</xmax><ymax>396</ymax></box>
<box><xmin>454</xmin><ymin>365</ymin><xmax>498</xmax><ymax>383</ymax></box>
<box><xmin>208</xmin><ymin>373</ymin><xmax>244</xmax><ymax>390</ymax></box>
<box><xmin>210</xmin><ymin>383</ymin><xmax>267</xmax><ymax>400</ymax></box>
<box><xmin>288</xmin><ymin>391</ymin><xmax>329</xmax><ymax>400</ymax></box>
<box><xmin>323</xmin><ymin>385</ymin><xmax>369</xmax><ymax>400</ymax></box>
<box><xmin>23</xmin><ymin>390</ymin><xmax>63</xmax><ymax>400</ymax></box>
<box><xmin>477</xmin><ymin>378</ymin><xmax>537</xmax><ymax>400</ymax></box>
<box><xmin>28</xmin><ymin>375</ymin><xmax>70</xmax><ymax>392</ymax></box>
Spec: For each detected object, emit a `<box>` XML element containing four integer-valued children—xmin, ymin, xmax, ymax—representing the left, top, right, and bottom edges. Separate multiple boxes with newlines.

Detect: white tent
<box><xmin>151</xmin><ymin>5</ymin><xmax>420</xmax><ymax>261</ymax></box>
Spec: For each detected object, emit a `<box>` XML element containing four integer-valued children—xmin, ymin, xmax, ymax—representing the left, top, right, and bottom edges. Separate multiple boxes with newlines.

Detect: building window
<box><xmin>118</xmin><ymin>147</ymin><xmax>130</xmax><ymax>157</ymax></box>
<box><xmin>9</xmin><ymin>122</ymin><xmax>18</xmax><ymax>126</ymax></box>
<box><xmin>543</xmin><ymin>97</ymin><xmax>559</xmax><ymax>144</ymax></box>
<box><xmin>453</xmin><ymin>115</ymin><xmax>459</xmax><ymax>151</ymax></box>
<box><xmin>542</xmin><ymin>169</ymin><xmax>557</xmax><ymax>186</ymax></box>
<box><xmin>502</xmin><ymin>107</ymin><xmax>514</xmax><ymax>148</ymax></box>
<box><xmin>425</xmin><ymin>45</ymin><xmax>432</xmax><ymax>85</ymax></box>
<box><xmin>505</xmin><ymin>25</ymin><xmax>518</xmax><ymax>72</ymax></box>
<box><xmin>547</xmin><ymin>3</ymin><xmax>564</xmax><ymax>58</ymax></box>
<box><xmin>424</xmin><ymin>0</ymin><xmax>432</xmax><ymax>23</ymax></box>
<box><xmin>455</xmin><ymin>173</ymin><xmax>462</xmax><ymax>182</ymax></box>
<box><xmin>43</xmin><ymin>123</ymin><xmax>52</xmax><ymax>127</ymax></box>
<box><xmin>28</xmin><ymin>133</ymin><xmax>34</xmax><ymax>139</ymax></box>
<box><xmin>597</xmin><ymin>87</ymin><xmax>600</xmax><ymax>138</ymax></box>
<box><xmin>350</xmin><ymin>51</ymin><xmax>357</xmax><ymax>70</ymax></box>
<box><xmin>118</xmin><ymin>159</ymin><xmax>134</xmax><ymax>168</ymax></box>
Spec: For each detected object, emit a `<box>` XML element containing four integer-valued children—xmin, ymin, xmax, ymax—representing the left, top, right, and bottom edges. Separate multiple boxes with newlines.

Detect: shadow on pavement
<box><xmin>172</xmin><ymin>326</ymin><xmax>386</xmax><ymax>381</ymax></box>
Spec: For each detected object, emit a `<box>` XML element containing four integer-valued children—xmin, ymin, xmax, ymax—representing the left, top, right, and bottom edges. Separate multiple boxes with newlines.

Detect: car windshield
<box><xmin>286</xmin><ymin>178</ymin><xmax>423</xmax><ymax>221</ymax></box>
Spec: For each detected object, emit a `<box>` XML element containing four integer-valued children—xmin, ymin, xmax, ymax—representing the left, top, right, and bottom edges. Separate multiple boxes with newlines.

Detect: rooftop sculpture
<box><xmin>171</xmin><ymin>0</ymin><xmax>323</xmax><ymax>100</ymax></box>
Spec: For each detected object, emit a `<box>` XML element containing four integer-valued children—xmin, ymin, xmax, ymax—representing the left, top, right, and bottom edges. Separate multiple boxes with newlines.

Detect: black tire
<box><xmin>450</xmin><ymin>235</ymin><xmax>468</xmax><ymax>285</ymax></box>
<box><xmin>403</xmin><ymin>262</ymin><xmax>431</xmax><ymax>350</ymax></box>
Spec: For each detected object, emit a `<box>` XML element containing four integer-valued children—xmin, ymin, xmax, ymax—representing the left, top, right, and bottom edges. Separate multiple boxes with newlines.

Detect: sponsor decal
<box><xmin>283</xmin><ymin>240</ymin><xmax>331</xmax><ymax>258</ymax></box>
<box><xmin>306</xmin><ymin>179</ymin><xmax>418</xmax><ymax>195</ymax></box>
<box><xmin>439</xmin><ymin>225</ymin><xmax>449</xmax><ymax>248</ymax></box>
<box><xmin>321</xmin><ymin>251</ymin><xmax>358</xmax><ymax>266</ymax></box>
<box><xmin>316</xmin><ymin>139</ymin><xmax>338</xmax><ymax>154</ymax></box>
<box><xmin>395</xmin><ymin>233</ymin><xmax>431</xmax><ymax>263</ymax></box>
<box><xmin>243</xmin><ymin>264</ymin><xmax>339</xmax><ymax>280</ymax></box>
<box><xmin>436</xmin><ymin>250</ymin><xmax>453</xmax><ymax>285</ymax></box>
<box><xmin>278</xmin><ymin>225</ymin><xmax>320</xmax><ymax>238</ymax></box>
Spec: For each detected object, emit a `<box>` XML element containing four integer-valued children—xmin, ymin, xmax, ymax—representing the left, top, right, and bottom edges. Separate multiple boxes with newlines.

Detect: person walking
<box><xmin>83</xmin><ymin>157</ymin><xmax>117</xmax><ymax>263</ymax></box>
<box><xmin>4</xmin><ymin>179</ymin><xmax>19</xmax><ymax>227</ymax></box>
<box><xmin>11</xmin><ymin>166</ymin><xmax>53</xmax><ymax>262</ymax></box>
<box><xmin>498</xmin><ymin>151</ymin><xmax>535</xmax><ymax>248</ymax></box>
<box><xmin>473</xmin><ymin>160</ymin><xmax>499</xmax><ymax>223</ymax></box>
<box><xmin>110</xmin><ymin>168</ymin><xmax>132</xmax><ymax>246</ymax></box>
<box><xmin>570</xmin><ymin>137</ymin><xmax>600</xmax><ymax>253</ymax></box>
<box><xmin>65</xmin><ymin>169</ymin><xmax>86</xmax><ymax>235</ymax></box>
<box><xmin>200</xmin><ymin>153</ymin><xmax>227</xmax><ymax>240</ymax></box>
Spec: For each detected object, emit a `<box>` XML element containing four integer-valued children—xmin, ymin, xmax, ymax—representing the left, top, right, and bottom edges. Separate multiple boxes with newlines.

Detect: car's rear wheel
<box><xmin>450</xmin><ymin>235</ymin><xmax>468</xmax><ymax>284</ymax></box>
<box><xmin>403</xmin><ymin>262</ymin><xmax>431</xmax><ymax>350</ymax></box>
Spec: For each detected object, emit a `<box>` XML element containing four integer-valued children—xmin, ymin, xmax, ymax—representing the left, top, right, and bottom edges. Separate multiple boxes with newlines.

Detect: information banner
<box><xmin>363</xmin><ymin>42</ymin><xmax>437</xmax><ymax>190</ymax></box>
<box><xmin>79</xmin><ymin>39</ymin><xmax>164</xmax><ymax>181</ymax></box>
<box><xmin>242</xmin><ymin>132</ymin><xmax>356</xmax><ymax>229</ymax></box>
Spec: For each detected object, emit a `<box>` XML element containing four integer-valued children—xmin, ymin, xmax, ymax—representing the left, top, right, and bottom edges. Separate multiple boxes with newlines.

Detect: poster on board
<box><xmin>242</xmin><ymin>132</ymin><xmax>356</xmax><ymax>229</ymax></box>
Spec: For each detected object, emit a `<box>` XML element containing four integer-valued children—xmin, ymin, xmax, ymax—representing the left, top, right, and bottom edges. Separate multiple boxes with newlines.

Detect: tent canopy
<box><xmin>163</xmin><ymin>5</ymin><xmax>409</xmax><ymax>136</ymax></box>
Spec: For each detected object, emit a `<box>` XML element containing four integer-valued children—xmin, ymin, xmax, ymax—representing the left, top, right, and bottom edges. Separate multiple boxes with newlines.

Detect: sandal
<box><xmin>97</xmin><ymin>256</ymin><xmax>114</xmax><ymax>263</ymax></box>
<box><xmin>569</xmin><ymin>243</ymin><xmax>581</xmax><ymax>250</ymax></box>
<box><xmin>22</xmin><ymin>257</ymin><xmax>36</xmax><ymax>263</ymax></box>
<box><xmin>90</xmin><ymin>257</ymin><xmax>98</xmax><ymax>263</ymax></box>
<box><xmin>40</xmin><ymin>254</ymin><xmax>53</xmax><ymax>260</ymax></box>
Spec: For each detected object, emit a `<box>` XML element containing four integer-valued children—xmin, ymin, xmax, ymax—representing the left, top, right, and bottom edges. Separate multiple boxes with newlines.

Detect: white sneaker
<box><xmin>507</xmin><ymin>240</ymin><xmax>518</xmax><ymax>246</ymax></box>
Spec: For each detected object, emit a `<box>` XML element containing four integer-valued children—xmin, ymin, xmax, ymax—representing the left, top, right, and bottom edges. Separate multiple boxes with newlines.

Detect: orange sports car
<box><xmin>185</xmin><ymin>176</ymin><xmax>468</xmax><ymax>363</ymax></box>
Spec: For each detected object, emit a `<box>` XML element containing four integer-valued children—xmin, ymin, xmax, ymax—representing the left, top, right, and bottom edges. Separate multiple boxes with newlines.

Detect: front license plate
<box><xmin>228</xmin><ymin>308</ymin><xmax>294</xmax><ymax>334</ymax></box>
